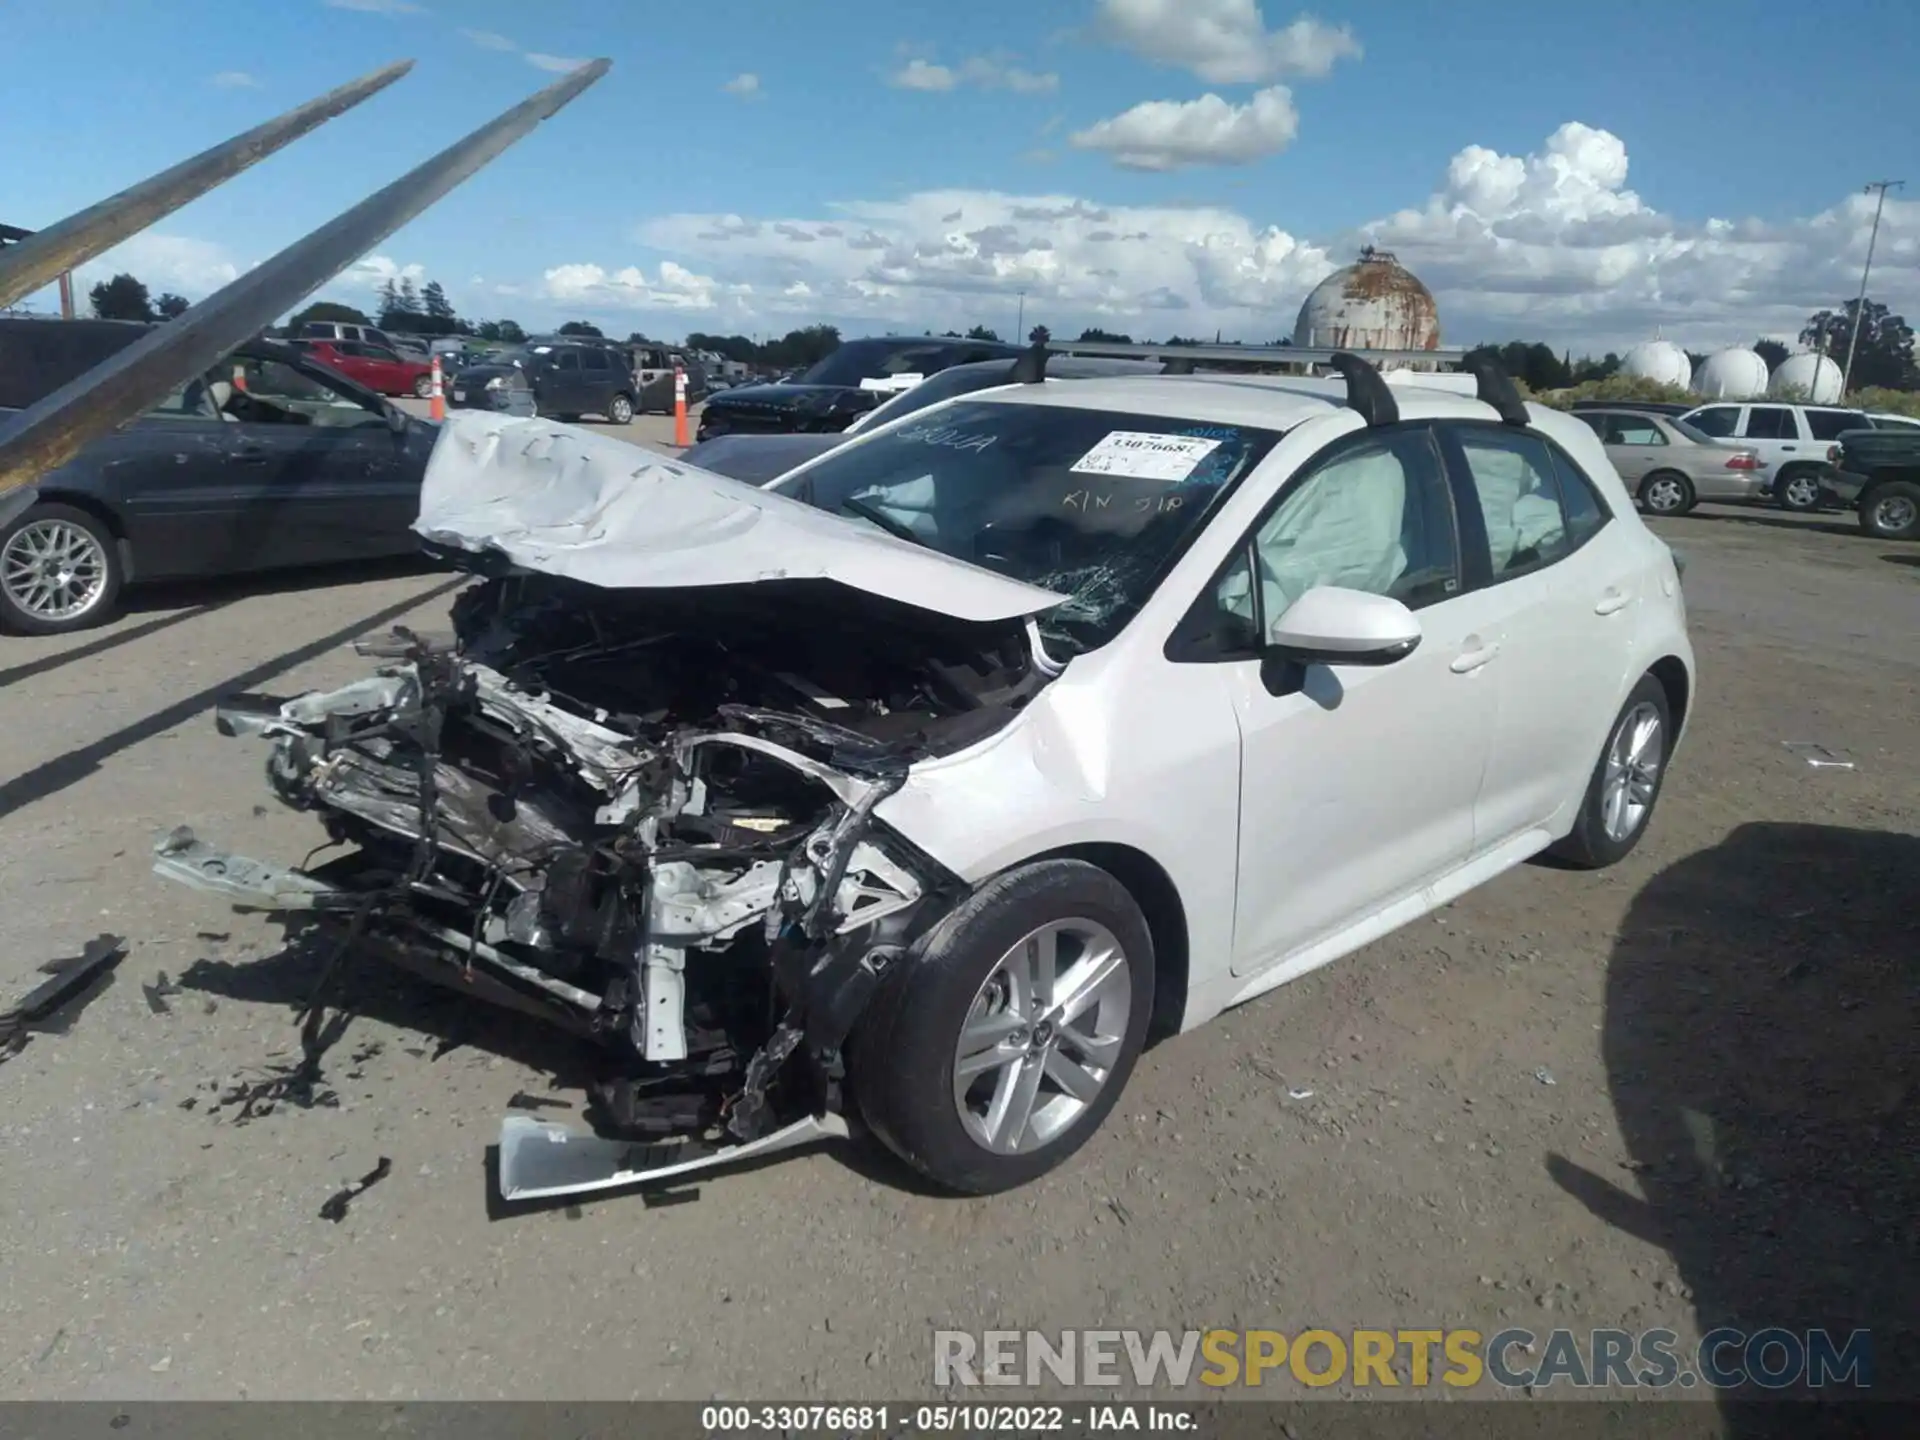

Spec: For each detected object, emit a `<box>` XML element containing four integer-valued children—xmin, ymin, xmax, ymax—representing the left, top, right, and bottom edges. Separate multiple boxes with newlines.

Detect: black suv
<box><xmin>451</xmin><ymin>338</ymin><xmax>638</xmax><ymax>423</ymax></box>
<box><xmin>696</xmin><ymin>335</ymin><xmax>1023</xmax><ymax>440</ymax></box>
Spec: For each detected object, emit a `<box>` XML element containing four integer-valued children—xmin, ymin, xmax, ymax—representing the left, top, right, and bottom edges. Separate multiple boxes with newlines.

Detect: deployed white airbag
<box><xmin>414</xmin><ymin>413</ymin><xmax>1070</xmax><ymax>624</ymax></box>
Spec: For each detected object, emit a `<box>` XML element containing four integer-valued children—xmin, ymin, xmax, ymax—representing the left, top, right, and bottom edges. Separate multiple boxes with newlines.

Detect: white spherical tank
<box><xmin>1293</xmin><ymin>246</ymin><xmax>1441</xmax><ymax>353</ymax></box>
<box><xmin>1768</xmin><ymin>352</ymin><xmax>1843</xmax><ymax>403</ymax></box>
<box><xmin>1622</xmin><ymin>341</ymin><xmax>1692</xmax><ymax>388</ymax></box>
<box><xmin>1693</xmin><ymin>347</ymin><xmax>1770</xmax><ymax>400</ymax></box>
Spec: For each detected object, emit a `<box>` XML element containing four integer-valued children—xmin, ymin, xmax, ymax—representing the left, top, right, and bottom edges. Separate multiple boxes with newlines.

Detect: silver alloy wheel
<box><xmin>1643</xmin><ymin>475</ymin><xmax>1687</xmax><ymax>513</ymax></box>
<box><xmin>1</xmin><ymin>518</ymin><xmax>109</xmax><ymax>623</ymax></box>
<box><xmin>1870</xmin><ymin>493</ymin><xmax>1917</xmax><ymax>535</ymax></box>
<box><xmin>1782</xmin><ymin>473</ymin><xmax>1822</xmax><ymax>509</ymax></box>
<box><xmin>1601</xmin><ymin>700</ymin><xmax>1665</xmax><ymax>842</ymax></box>
<box><xmin>609</xmin><ymin>395</ymin><xmax>633</xmax><ymax>424</ymax></box>
<box><xmin>951</xmin><ymin>918</ymin><xmax>1132</xmax><ymax>1155</ymax></box>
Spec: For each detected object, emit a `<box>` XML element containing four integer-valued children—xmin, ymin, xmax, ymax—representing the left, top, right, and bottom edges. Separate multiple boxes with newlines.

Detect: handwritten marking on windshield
<box><xmin>895</xmin><ymin>424</ymin><xmax>998</xmax><ymax>452</ymax></box>
<box><xmin>1061</xmin><ymin>490</ymin><xmax>1187</xmax><ymax>513</ymax></box>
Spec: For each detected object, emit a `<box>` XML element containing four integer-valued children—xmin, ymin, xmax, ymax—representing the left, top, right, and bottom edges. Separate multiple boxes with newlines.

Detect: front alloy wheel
<box><xmin>1639</xmin><ymin>471</ymin><xmax>1694</xmax><ymax>516</ymax></box>
<box><xmin>951</xmin><ymin>919</ymin><xmax>1133</xmax><ymax>1154</ymax></box>
<box><xmin>0</xmin><ymin>503</ymin><xmax>125</xmax><ymax>635</ymax></box>
<box><xmin>606</xmin><ymin>393</ymin><xmax>634</xmax><ymax>425</ymax></box>
<box><xmin>851</xmin><ymin>858</ymin><xmax>1154</xmax><ymax>1194</ymax></box>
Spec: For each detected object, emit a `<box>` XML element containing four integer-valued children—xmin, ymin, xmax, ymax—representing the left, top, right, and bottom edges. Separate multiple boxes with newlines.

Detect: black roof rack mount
<box><xmin>0</xmin><ymin>57</ymin><xmax>610</xmax><ymax>512</ymax></box>
<box><xmin>1009</xmin><ymin>341</ymin><xmax>1046</xmax><ymax>384</ymax></box>
<box><xmin>1465</xmin><ymin>354</ymin><xmax>1530</xmax><ymax>426</ymax></box>
<box><xmin>1327</xmin><ymin>352</ymin><xmax>1398</xmax><ymax>427</ymax></box>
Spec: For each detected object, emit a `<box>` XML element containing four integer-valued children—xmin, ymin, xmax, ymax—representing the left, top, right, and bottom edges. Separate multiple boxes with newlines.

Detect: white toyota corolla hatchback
<box><xmin>158</xmin><ymin>357</ymin><xmax>1694</xmax><ymax>1200</ymax></box>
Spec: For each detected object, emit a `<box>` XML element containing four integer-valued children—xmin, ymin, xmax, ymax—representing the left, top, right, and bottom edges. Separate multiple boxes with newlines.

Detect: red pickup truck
<box><xmin>300</xmin><ymin>339</ymin><xmax>436</xmax><ymax>398</ymax></box>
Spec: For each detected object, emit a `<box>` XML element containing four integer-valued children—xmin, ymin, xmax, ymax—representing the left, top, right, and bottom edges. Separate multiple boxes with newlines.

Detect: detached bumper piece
<box><xmin>497</xmin><ymin>1110</ymin><xmax>849</xmax><ymax>1202</ymax></box>
<box><xmin>152</xmin><ymin>827</ymin><xmax>355</xmax><ymax>912</ymax></box>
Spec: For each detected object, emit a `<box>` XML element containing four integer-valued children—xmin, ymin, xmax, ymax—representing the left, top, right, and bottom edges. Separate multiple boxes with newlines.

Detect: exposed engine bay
<box><xmin>155</xmin><ymin>570</ymin><xmax>1053</xmax><ymax>1197</ymax></box>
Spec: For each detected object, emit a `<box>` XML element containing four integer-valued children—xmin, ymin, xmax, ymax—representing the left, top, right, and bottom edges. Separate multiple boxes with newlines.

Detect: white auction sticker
<box><xmin>1071</xmin><ymin>431</ymin><xmax>1222</xmax><ymax>481</ymax></box>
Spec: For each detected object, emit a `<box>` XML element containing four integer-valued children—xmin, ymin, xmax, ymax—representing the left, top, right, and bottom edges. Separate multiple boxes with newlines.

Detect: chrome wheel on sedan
<box><xmin>1600</xmin><ymin>700</ymin><xmax>1665</xmax><ymax>842</ymax></box>
<box><xmin>952</xmin><ymin>919</ymin><xmax>1133</xmax><ymax>1154</ymax></box>
<box><xmin>1</xmin><ymin>515</ymin><xmax>112</xmax><ymax>627</ymax></box>
<box><xmin>1639</xmin><ymin>472</ymin><xmax>1694</xmax><ymax>515</ymax></box>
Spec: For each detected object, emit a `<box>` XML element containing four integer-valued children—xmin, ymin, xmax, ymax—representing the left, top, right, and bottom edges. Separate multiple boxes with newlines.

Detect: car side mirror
<box><xmin>1265</xmin><ymin>586</ymin><xmax>1421</xmax><ymax>667</ymax></box>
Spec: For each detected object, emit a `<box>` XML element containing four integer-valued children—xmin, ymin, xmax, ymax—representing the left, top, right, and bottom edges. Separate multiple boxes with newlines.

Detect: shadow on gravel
<box><xmin>1884</xmin><ymin>552</ymin><xmax>1920</xmax><ymax>569</ymax></box>
<box><xmin>1550</xmin><ymin>822</ymin><xmax>1920</xmax><ymax>1428</ymax></box>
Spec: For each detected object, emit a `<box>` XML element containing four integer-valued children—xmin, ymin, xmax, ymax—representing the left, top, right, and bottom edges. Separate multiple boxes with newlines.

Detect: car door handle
<box><xmin>1450</xmin><ymin>641</ymin><xmax>1499</xmax><ymax>674</ymax></box>
<box><xmin>1780</xmin><ymin>445</ymin><xmax>1797</xmax><ymax>451</ymax></box>
<box><xmin>1594</xmin><ymin>589</ymin><xmax>1630</xmax><ymax>616</ymax></box>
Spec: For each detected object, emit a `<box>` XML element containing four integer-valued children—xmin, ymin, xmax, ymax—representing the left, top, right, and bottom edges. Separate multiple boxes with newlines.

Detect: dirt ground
<box><xmin>0</xmin><ymin>423</ymin><xmax>1914</xmax><ymax>1412</ymax></box>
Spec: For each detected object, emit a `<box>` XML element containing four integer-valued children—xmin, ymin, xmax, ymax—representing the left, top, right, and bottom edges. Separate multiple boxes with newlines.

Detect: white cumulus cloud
<box><xmin>1096</xmin><ymin>0</ymin><xmax>1361</xmax><ymax>84</ymax></box>
<box><xmin>1070</xmin><ymin>86</ymin><xmax>1299</xmax><ymax>171</ymax></box>
<box><xmin>459</xmin><ymin>28</ymin><xmax>518</xmax><ymax>51</ymax></box>
<box><xmin>209</xmin><ymin>71</ymin><xmax>261</xmax><ymax>89</ymax></box>
<box><xmin>541</xmin><ymin>261</ymin><xmax>742</xmax><ymax>313</ymax></box>
<box><xmin>723</xmin><ymin>72</ymin><xmax>761</xmax><ymax>97</ymax></box>
<box><xmin>625</xmin><ymin>122</ymin><xmax>1920</xmax><ymax>351</ymax></box>
<box><xmin>887</xmin><ymin>52</ymin><xmax>1058</xmax><ymax>94</ymax></box>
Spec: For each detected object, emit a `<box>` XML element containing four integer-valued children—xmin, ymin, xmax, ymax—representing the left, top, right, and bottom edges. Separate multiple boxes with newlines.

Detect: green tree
<box><xmin>686</xmin><ymin>331</ymin><xmax>758</xmax><ymax>364</ymax></box>
<box><xmin>1076</xmin><ymin>327</ymin><xmax>1133</xmax><ymax>344</ymax></box>
<box><xmin>290</xmin><ymin>300</ymin><xmax>370</xmax><ymax>331</ymax></box>
<box><xmin>154</xmin><ymin>293</ymin><xmax>190</xmax><ymax>320</ymax></box>
<box><xmin>1754</xmin><ymin>338</ymin><xmax>1790</xmax><ymax>370</ymax></box>
<box><xmin>89</xmin><ymin>272</ymin><xmax>153</xmax><ymax>322</ymax></box>
<box><xmin>1028</xmin><ymin>324</ymin><xmax>1051</xmax><ymax>346</ymax></box>
<box><xmin>965</xmin><ymin>324</ymin><xmax>1002</xmax><ymax>342</ymax></box>
<box><xmin>557</xmin><ymin>320</ymin><xmax>604</xmax><ymax>337</ymax></box>
<box><xmin>761</xmin><ymin>324</ymin><xmax>840</xmax><ymax>371</ymax></box>
<box><xmin>1801</xmin><ymin>298</ymin><xmax>1916</xmax><ymax>390</ymax></box>
<box><xmin>417</xmin><ymin>280</ymin><xmax>461</xmax><ymax>337</ymax></box>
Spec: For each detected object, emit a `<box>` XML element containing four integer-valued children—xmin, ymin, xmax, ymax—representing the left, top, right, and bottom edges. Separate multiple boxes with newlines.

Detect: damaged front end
<box><xmin>156</xmin><ymin>570</ymin><xmax>1051</xmax><ymax>1198</ymax></box>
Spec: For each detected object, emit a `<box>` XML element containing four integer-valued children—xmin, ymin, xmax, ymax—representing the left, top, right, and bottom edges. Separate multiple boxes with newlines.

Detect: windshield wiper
<box><xmin>839</xmin><ymin>497</ymin><xmax>927</xmax><ymax>549</ymax></box>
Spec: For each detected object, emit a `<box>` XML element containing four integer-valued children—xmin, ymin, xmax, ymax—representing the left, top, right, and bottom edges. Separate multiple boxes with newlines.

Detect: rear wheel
<box><xmin>1775</xmin><ymin>466</ymin><xmax>1827</xmax><ymax>512</ymax></box>
<box><xmin>606</xmin><ymin>393</ymin><xmax>634</xmax><ymax>425</ymax></box>
<box><xmin>0</xmin><ymin>502</ymin><xmax>125</xmax><ymax>635</ymax></box>
<box><xmin>1859</xmin><ymin>480</ymin><xmax>1920</xmax><ymax>541</ymax></box>
<box><xmin>412</xmin><ymin>374</ymin><xmax>433</xmax><ymax>399</ymax></box>
<box><xmin>1547</xmin><ymin>673</ymin><xmax>1673</xmax><ymax>870</ymax></box>
<box><xmin>1638</xmin><ymin>470</ymin><xmax>1695</xmax><ymax>516</ymax></box>
<box><xmin>850</xmin><ymin>859</ymin><xmax>1153</xmax><ymax>1195</ymax></box>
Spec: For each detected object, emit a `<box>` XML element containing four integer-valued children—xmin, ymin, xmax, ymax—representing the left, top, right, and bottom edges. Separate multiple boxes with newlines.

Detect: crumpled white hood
<box><xmin>415</xmin><ymin>413</ymin><xmax>1069</xmax><ymax>624</ymax></box>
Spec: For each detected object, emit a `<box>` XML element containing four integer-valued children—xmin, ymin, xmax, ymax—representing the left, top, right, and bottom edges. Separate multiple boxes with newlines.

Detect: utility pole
<box><xmin>1841</xmin><ymin>179</ymin><xmax>1903</xmax><ymax>395</ymax></box>
<box><xmin>1015</xmin><ymin>290</ymin><xmax>1025</xmax><ymax>341</ymax></box>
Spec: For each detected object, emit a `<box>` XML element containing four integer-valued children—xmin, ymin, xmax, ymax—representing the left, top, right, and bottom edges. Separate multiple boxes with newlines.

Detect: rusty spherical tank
<box><xmin>1293</xmin><ymin>247</ymin><xmax>1441</xmax><ymax>352</ymax></box>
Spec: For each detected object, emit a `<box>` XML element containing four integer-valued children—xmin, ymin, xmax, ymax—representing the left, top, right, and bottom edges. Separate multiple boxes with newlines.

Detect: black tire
<box><xmin>606</xmin><ymin>393</ymin><xmax>634</xmax><ymax>425</ymax></box>
<box><xmin>1775</xmin><ymin>466</ymin><xmax>1826</xmax><ymax>512</ymax></box>
<box><xmin>1858</xmin><ymin>480</ymin><xmax>1920</xmax><ymax>541</ymax></box>
<box><xmin>1637</xmin><ymin>470</ymin><xmax>1696</xmax><ymax>516</ymax></box>
<box><xmin>412</xmin><ymin>374</ymin><xmax>433</xmax><ymax>399</ymax></box>
<box><xmin>849</xmin><ymin>858</ymin><xmax>1154</xmax><ymax>1195</ymax></box>
<box><xmin>0</xmin><ymin>501</ymin><xmax>125</xmax><ymax>636</ymax></box>
<box><xmin>1547</xmin><ymin>672</ymin><xmax>1674</xmax><ymax>870</ymax></box>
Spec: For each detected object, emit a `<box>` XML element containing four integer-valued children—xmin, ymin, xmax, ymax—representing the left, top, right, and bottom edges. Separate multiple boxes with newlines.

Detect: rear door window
<box><xmin>1450</xmin><ymin>427</ymin><xmax>1575</xmax><ymax>580</ymax></box>
<box><xmin>1687</xmin><ymin>406</ymin><xmax>1740</xmax><ymax>438</ymax></box>
<box><xmin>581</xmin><ymin>348</ymin><xmax>610</xmax><ymax>371</ymax></box>
<box><xmin>1805</xmin><ymin>408</ymin><xmax>1866</xmax><ymax>440</ymax></box>
<box><xmin>1744</xmin><ymin>406</ymin><xmax>1796</xmax><ymax>440</ymax></box>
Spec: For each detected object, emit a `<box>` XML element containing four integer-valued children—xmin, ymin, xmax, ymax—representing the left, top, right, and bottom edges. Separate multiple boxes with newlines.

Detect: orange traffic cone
<box><xmin>429</xmin><ymin>354</ymin><xmax>446</xmax><ymax>421</ymax></box>
<box><xmin>231</xmin><ymin>362</ymin><xmax>247</xmax><ymax>393</ymax></box>
<box><xmin>673</xmin><ymin>364</ymin><xmax>690</xmax><ymax>447</ymax></box>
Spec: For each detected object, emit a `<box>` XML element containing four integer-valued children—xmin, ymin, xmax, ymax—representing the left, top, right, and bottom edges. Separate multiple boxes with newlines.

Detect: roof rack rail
<box><xmin>1465</xmin><ymin>354</ymin><xmax>1530</xmax><ymax>426</ymax></box>
<box><xmin>1327</xmin><ymin>351</ymin><xmax>1397</xmax><ymax>427</ymax></box>
<box><xmin>1038</xmin><ymin>339</ymin><xmax>1468</xmax><ymax>369</ymax></box>
<box><xmin>0</xmin><ymin>57</ymin><xmax>610</xmax><ymax>512</ymax></box>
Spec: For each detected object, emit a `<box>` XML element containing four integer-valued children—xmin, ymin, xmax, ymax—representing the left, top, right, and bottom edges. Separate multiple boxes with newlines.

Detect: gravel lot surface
<box><xmin>0</xmin><ymin>432</ymin><xmax>1913</xmax><ymax>1413</ymax></box>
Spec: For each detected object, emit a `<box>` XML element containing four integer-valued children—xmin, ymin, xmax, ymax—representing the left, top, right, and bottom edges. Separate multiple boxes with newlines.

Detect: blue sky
<box><xmin>6</xmin><ymin>0</ymin><xmax>1919</xmax><ymax>350</ymax></box>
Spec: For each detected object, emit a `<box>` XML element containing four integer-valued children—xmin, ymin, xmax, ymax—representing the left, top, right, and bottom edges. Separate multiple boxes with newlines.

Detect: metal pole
<box><xmin>1841</xmin><ymin>179</ymin><xmax>1903</xmax><ymax>395</ymax></box>
<box><xmin>1015</xmin><ymin>290</ymin><xmax>1025</xmax><ymax>341</ymax></box>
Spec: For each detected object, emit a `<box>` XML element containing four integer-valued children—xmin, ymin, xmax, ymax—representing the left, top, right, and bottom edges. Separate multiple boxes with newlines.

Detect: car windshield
<box><xmin>796</xmin><ymin>339</ymin><xmax>961</xmax><ymax>389</ymax></box>
<box><xmin>778</xmin><ymin>399</ymin><xmax>1282</xmax><ymax>653</ymax></box>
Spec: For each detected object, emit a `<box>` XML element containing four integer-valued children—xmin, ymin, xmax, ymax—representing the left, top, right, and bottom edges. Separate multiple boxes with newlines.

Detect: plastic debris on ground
<box><xmin>1782</xmin><ymin>740</ymin><xmax>1857</xmax><ymax>770</ymax></box>
<box><xmin>319</xmin><ymin>1157</ymin><xmax>393</xmax><ymax>1222</ymax></box>
<box><xmin>0</xmin><ymin>934</ymin><xmax>128</xmax><ymax>1063</ymax></box>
